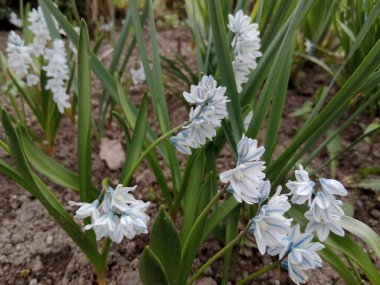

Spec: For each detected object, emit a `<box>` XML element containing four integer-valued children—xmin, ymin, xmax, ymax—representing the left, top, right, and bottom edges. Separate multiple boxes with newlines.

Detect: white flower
<box><xmin>304</xmin><ymin>192</ymin><xmax>345</xmax><ymax>241</ymax></box>
<box><xmin>220</xmin><ymin>163</ymin><xmax>266</xmax><ymax>204</ymax></box>
<box><xmin>305</xmin><ymin>39</ymin><xmax>313</xmax><ymax>54</ymax></box>
<box><xmin>119</xmin><ymin>201</ymin><xmax>150</xmax><ymax>239</ymax></box>
<box><xmin>319</xmin><ymin>178</ymin><xmax>347</xmax><ymax>198</ymax></box>
<box><xmin>68</xmin><ymin>199</ymin><xmax>100</xmax><ymax>222</ymax></box>
<box><xmin>85</xmin><ymin>212</ymin><xmax>121</xmax><ymax>242</ymax></box>
<box><xmin>228</xmin><ymin>10</ymin><xmax>262</xmax><ymax>92</ymax></box>
<box><xmin>9</xmin><ymin>12</ymin><xmax>23</xmax><ymax>28</ymax></box>
<box><xmin>6</xmin><ymin>31</ymin><xmax>32</xmax><ymax>78</ymax></box>
<box><xmin>237</xmin><ymin>134</ymin><xmax>265</xmax><ymax>164</ymax></box>
<box><xmin>169</xmin><ymin>130</ymin><xmax>192</xmax><ymax>155</ymax></box>
<box><xmin>70</xmin><ymin>183</ymin><xmax>150</xmax><ymax>244</ymax></box>
<box><xmin>276</xmin><ymin>225</ymin><xmax>324</xmax><ymax>284</ymax></box>
<box><xmin>286</xmin><ymin>165</ymin><xmax>315</xmax><ymax>205</ymax></box>
<box><xmin>110</xmin><ymin>184</ymin><xmax>139</xmax><ymax>213</ymax></box>
<box><xmin>28</xmin><ymin>7</ymin><xmax>51</xmax><ymax>56</ymax></box>
<box><xmin>130</xmin><ymin>61</ymin><xmax>145</xmax><ymax>85</ymax></box>
<box><xmin>249</xmin><ymin>189</ymin><xmax>292</xmax><ymax>254</ymax></box>
<box><xmin>26</xmin><ymin>74</ymin><xmax>39</xmax><ymax>87</ymax></box>
<box><xmin>220</xmin><ymin>134</ymin><xmax>266</xmax><ymax>204</ymax></box>
<box><xmin>171</xmin><ymin>75</ymin><xmax>229</xmax><ymax>154</ymax></box>
<box><xmin>43</xmin><ymin>39</ymin><xmax>71</xmax><ymax>113</ymax></box>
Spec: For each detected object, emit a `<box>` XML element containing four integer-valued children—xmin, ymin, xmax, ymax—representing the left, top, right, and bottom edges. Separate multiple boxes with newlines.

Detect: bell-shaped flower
<box><xmin>286</xmin><ymin>165</ymin><xmax>315</xmax><ymax>205</ymax></box>
<box><xmin>69</xmin><ymin>199</ymin><xmax>100</xmax><ymax>222</ymax></box>
<box><xmin>119</xmin><ymin>201</ymin><xmax>150</xmax><ymax>239</ymax></box>
<box><xmin>319</xmin><ymin>178</ymin><xmax>347</xmax><ymax>198</ymax></box>
<box><xmin>304</xmin><ymin>210</ymin><xmax>344</xmax><ymax>241</ymax></box>
<box><xmin>237</xmin><ymin>134</ymin><xmax>265</xmax><ymax>164</ymax></box>
<box><xmin>110</xmin><ymin>184</ymin><xmax>138</xmax><ymax>213</ymax></box>
<box><xmin>220</xmin><ymin>162</ymin><xmax>266</xmax><ymax>204</ymax></box>
<box><xmin>249</xmin><ymin>190</ymin><xmax>292</xmax><ymax>255</ymax></box>
<box><xmin>280</xmin><ymin>225</ymin><xmax>324</xmax><ymax>284</ymax></box>
<box><xmin>84</xmin><ymin>211</ymin><xmax>119</xmax><ymax>241</ymax></box>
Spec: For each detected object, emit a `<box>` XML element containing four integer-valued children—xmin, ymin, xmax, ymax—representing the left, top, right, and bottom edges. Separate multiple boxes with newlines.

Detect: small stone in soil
<box><xmin>46</xmin><ymin>235</ymin><xmax>54</xmax><ymax>245</ymax></box>
<box><xmin>29</xmin><ymin>279</ymin><xmax>38</xmax><ymax>285</ymax></box>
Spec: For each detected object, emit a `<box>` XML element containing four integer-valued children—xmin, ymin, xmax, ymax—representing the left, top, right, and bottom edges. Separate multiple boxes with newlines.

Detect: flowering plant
<box><xmin>1</xmin><ymin>5</ymin><xmax>76</xmax><ymax>154</ymax></box>
<box><xmin>0</xmin><ymin>0</ymin><xmax>380</xmax><ymax>285</ymax></box>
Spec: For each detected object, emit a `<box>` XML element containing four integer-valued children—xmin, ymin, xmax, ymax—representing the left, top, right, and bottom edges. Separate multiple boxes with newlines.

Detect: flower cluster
<box><xmin>170</xmin><ymin>75</ymin><xmax>229</xmax><ymax>154</ymax></box>
<box><xmin>28</xmin><ymin>7</ymin><xmax>53</xmax><ymax>57</ymax></box>
<box><xmin>269</xmin><ymin>225</ymin><xmax>324</xmax><ymax>284</ymax></box>
<box><xmin>220</xmin><ymin>134</ymin><xmax>267</xmax><ymax>204</ymax></box>
<box><xmin>69</xmin><ymin>184</ymin><xmax>150</xmax><ymax>243</ymax></box>
<box><xmin>228</xmin><ymin>10</ymin><xmax>262</xmax><ymax>92</ymax></box>
<box><xmin>286</xmin><ymin>165</ymin><xmax>347</xmax><ymax>241</ymax></box>
<box><xmin>5</xmin><ymin>6</ymin><xmax>71</xmax><ymax>114</ymax></box>
<box><xmin>43</xmin><ymin>40</ymin><xmax>71</xmax><ymax>113</ymax></box>
<box><xmin>6</xmin><ymin>32</ymin><xmax>32</xmax><ymax>79</ymax></box>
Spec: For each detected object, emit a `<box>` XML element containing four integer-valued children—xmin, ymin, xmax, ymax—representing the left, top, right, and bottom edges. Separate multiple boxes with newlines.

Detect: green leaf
<box><xmin>326</xmin><ymin>234</ymin><xmax>380</xmax><ymax>284</ymax></box>
<box><xmin>340</xmin><ymin>216</ymin><xmax>380</xmax><ymax>260</ymax></box>
<box><xmin>358</xmin><ymin>178</ymin><xmax>380</xmax><ymax>192</ymax></box>
<box><xmin>130</xmin><ymin>0</ymin><xmax>181</xmax><ymax>192</ymax></box>
<box><xmin>320</xmin><ymin>246</ymin><xmax>359</xmax><ymax>285</ymax></box>
<box><xmin>263</xmin><ymin>37</ymin><xmax>295</xmax><ymax>164</ymax></box>
<box><xmin>77</xmin><ymin>22</ymin><xmax>93</xmax><ymax>202</ymax></box>
<box><xmin>181</xmin><ymin>149</ymin><xmax>205</xmax><ymax>242</ymax></box>
<box><xmin>1</xmin><ymin>109</ymin><xmax>105</xmax><ymax>275</ymax></box>
<box><xmin>120</xmin><ymin>95</ymin><xmax>148</xmax><ymax>185</ymax></box>
<box><xmin>208</xmin><ymin>0</ymin><xmax>244</xmax><ymax>141</ymax></box>
<box><xmin>151</xmin><ymin>207</ymin><xmax>181</xmax><ymax>285</ymax></box>
<box><xmin>139</xmin><ymin>247</ymin><xmax>169</xmax><ymax>285</ymax></box>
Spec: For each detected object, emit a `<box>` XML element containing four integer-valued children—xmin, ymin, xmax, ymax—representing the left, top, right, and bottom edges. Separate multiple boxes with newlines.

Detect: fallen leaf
<box><xmin>99</xmin><ymin>138</ymin><xmax>126</xmax><ymax>170</ymax></box>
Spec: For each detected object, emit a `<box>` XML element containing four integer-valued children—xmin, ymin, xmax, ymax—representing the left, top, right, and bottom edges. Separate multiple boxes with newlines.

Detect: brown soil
<box><xmin>0</xmin><ymin>21</ymin><xmax>379</xmax><ymax>285</ymax></box>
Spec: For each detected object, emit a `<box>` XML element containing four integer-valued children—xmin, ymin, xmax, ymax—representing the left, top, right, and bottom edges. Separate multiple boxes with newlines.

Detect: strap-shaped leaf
<box><xmin>139</xmin><ymin>246</ymin><xmax>169</xmax><ymax>285</ymax></box>
<box><xmin>151</xmin><ymin>207</ymin><xmax>181</xmax><ymax>285</ymax></box>
<box><xmin>130</xmin><ymin>0</ymin><xmax>181</xmax><ymax>192</ymax></box>
<box><xmin>180</xmin><ymin>149</ymin><xmax>205</xmax><ymax>242</ymax></box>
<box><xmin>340</xmin><ymin>216</ymin><xmax>380</xmax><ymax>260</ymax></box>
<box><xmin>320</xmin><ymin>246</ymin><xmax>359</xmax><ymax>285</ymax></box>
<box><xmin>120</xmin><ymin>95</ymin><xmax>148</xmax><ymax>185</ymax></box>
<box><xmin>208</xmin><ymin>0</ymin><xmax>244</xmax><ymax>141</ymax></box>
<box><xmin>77</xmin><ymin>22</ymin><xmax>93</xmax><ymax>202</ymax></box>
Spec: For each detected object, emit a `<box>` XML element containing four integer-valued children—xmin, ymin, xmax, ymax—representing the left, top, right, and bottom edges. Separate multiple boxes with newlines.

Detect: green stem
<box><xmin>344</xmin><ymin>254</ymin><xmax>362</xmax><ymax>284</ymax></box>
<box><xmin>101</xmin><ymin>238</ymin><xmax>111</xmax><ymax>262</ymax></box>
<box><xmin>181</xmin><ymin>185</ymin><xmax>227</xmax><ymax>258</ymax></box>
<box><xmin>236</xmin><ymin>261</ymin><xmax>280</xmax><ymax>285</ymax></box>
<box><xmin>188</xmin><ymin>221</ymin><xmax>252</xmax><ymax>285</ymax></box>
<box><xmin>124</xmin><ymin>123</ymin><xmax>185</xmax><ymax>184</ymax></box>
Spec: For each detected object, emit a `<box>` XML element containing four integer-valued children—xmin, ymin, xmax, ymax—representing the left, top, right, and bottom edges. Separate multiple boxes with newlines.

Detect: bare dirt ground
<box><xmin>0</xmin><ymin>21</ymin><xmax>379</xmax><ymax>285</ymax></box>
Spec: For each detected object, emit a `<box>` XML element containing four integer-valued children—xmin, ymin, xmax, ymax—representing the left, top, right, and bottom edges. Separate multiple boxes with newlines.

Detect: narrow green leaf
<box><xmin>139</xmin><ymin>247</ymin><xmax>169</xmax><ymax>285</ymax></box>
<box><xmin>208</xmin><ymin>0</ymin><xmax>244</xmax><ymax>141</ymax></box>
<box><xmin>77</xmin><ymin>22</ymin><xmax>93</xmax><ymax>202</ymax></box>
<box><xmin>151</xmin><ymin>207</ymin><xmax>181</xmax><ymax>285</ymax></box>
<box><xmin>120</xmin><ymin>95</ymin><xmax>148</xmax><ymax>185</ymax></box>
<box><xmin>130</xmin><ymin>0</ymin><xmax>181</xmax><ymax>192</ymax></box>
<box><xmin>39</xmin><ymin>0</ymin><xmax>61</xmax><ymax>39</ymax></box>
<box><xmin>340</xmin><ymin>216</ymin><xmax>380</xmax><ymax>260</ymax></box>
<box><xmin>1</xmin><ymin>109</ymin><xmax>104</xmax><ymax>275</ymax></box>
<box><xmin>263</xmin><ymin>38</ymin><xmax>294</xmax><ymax>164</ymax></box>
<box><xmin>181</xmin><ymin>149</ymin><xmax>205</xmax><ymax>242</ymax></box>
<box><xmin>320</xmin><ymin>246</ymin><xmax>359</xmax><ymax>285</ymax></box>
<box><xmin>326</xmin><ymin>234</ymin><xmax>380</xmax><ymax>284</ymax></box>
